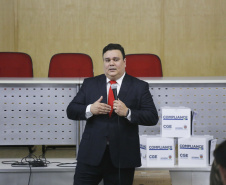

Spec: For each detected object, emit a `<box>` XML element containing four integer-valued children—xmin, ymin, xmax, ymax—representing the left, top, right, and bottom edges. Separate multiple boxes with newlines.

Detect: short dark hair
<box><xmin>102</xmin><ymin>43</ymin><xmax>125</xmax><ymax>59</ymax></box>
<box><xmin>214</xmin><ymin>140</ymin><xmax>226</xmax><ymax>168</ymax></box>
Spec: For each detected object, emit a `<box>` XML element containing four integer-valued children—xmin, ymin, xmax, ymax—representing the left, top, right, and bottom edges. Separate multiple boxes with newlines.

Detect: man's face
<box><xmin>103</xmin><ymin>49</ymin><xmax>126</xmax><ymax>80</ymax></box>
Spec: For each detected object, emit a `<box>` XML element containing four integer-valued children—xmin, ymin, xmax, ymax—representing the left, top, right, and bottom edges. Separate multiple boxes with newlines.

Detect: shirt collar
<box><xmin>106</xmin><ymin>73</ymin><xmax>125</xmax><ymax>86</ymax></box>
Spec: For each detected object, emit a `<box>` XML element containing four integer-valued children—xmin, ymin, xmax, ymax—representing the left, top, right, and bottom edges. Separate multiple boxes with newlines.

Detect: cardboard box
<box><xmin>209</xmin><ymin>139</ymin><xmax>217</xmax><ymax>164</ymax></box>
<box><xmin>140</xmin><ymin>135</ymin><xmax>148</xmax><ymax>167</ymax></box>
<box><xmin>161</xmin><ymin>107</ymin><xmax>192</xmax><ymax>138</ymax></box>
<box><xmin>178</xmin><ymin>135</ymin><xmax>215</xmax><ymax>167</ymax></box>
<box><xmin>133</xmin><ymin>170</ymin><xmax>171</xmax><ymax>185</ymax></box>
<box><xmin>140</xmin><ymin>135</ymin><xmax>175</xmax><ymax>167</ymax></box>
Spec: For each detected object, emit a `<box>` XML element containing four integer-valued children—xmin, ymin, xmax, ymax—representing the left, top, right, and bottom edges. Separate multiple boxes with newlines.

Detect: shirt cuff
<box><xmin>85</xmin><ymin>104</ymin><xmax>93</xmax><ymax>119</ymax></box>
<box><xmin>126</xmin><ymin>108</ymin><xmax>131</xmax><ymax>121</ymax></box>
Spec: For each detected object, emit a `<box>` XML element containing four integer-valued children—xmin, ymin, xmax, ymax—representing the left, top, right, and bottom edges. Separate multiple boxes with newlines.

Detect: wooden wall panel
<box><xmin>17</xmin><ymin>0</ymin><xmax>162</xmax><ymax>77</ymax></box>
<box><xmin>0</xmin><ymin>0</ymin><xmax>226</xmax><ymax>77</ymax></box>
<box><xmin>0</xmin><ymin>0</ymin><xmax>15</xmax><ymax>51</ymax></box>
<box><xmin>164</xmin><ymin>0</ymin><xmax>226</xmax><ymax>76</ymax></box>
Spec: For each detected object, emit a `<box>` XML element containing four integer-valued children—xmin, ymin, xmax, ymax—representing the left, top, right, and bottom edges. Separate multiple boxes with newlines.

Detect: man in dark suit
<box><xmin>67</xmin><ymin>43</ymin><xmax>159</xmax><ymax>185</ymax></box>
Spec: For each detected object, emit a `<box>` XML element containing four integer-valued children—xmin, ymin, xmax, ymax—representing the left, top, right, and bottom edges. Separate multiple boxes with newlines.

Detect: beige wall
<box><xmin>0</xmin><ymin>0</ymin><xmax>225</xmax><ymax>77</ymax></box>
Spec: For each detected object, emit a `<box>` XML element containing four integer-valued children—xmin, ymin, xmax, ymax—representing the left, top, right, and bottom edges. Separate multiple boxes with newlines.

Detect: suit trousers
<box><xmin>74</xmin><ymin>146</ymin><xmax>135</xmax><ymax>185</ymax></box>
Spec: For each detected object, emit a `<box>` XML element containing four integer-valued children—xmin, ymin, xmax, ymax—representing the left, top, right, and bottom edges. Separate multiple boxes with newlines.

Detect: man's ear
<box><xmin>219</xmin><ymin>165</ymin><xmax>226</xmax><ymax>185</ymax></box>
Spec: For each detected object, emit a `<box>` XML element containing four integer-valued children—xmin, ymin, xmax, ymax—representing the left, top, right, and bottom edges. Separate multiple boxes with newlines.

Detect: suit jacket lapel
<box><xmin>98</xmin><ymin>74</ymin><xmax>108</xmax><ymax>104</ymax></box>
<box><xmin>118</xmin><ymin>74</ymin><xmax>132</xmax><ymax>102</ymax></box>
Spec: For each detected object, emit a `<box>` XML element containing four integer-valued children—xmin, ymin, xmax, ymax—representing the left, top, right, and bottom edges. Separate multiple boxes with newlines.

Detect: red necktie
<box><xmin>108</xmin><ymin>80</ymin><xmax>117</xmax><ymax>117</ymax></box>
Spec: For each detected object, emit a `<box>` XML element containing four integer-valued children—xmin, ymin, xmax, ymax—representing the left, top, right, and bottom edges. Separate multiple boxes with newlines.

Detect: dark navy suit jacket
<box><xmin>67</xmin><ymin>73</ymin><xmax>158</xmax><ymax>168</ymax></box>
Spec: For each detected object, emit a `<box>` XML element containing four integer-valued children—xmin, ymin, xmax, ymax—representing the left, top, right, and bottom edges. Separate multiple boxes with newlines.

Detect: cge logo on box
<box><xmin>180</xmin><ymin>153</ymin><xmax>188</xmax><ymax>158</ymax></box>
<box><xmin>149</xmin><ymin>155</ymin><xmax>157</xmax><ymax>159</ymax></box>
<box><xmin>163</xmin><ymin>125</ymin><xmax>172</xmax><ymax>129</ymax></box>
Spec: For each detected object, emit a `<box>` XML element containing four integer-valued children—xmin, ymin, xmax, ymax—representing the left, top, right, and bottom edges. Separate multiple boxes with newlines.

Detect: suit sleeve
<box><xmin>130</xmin><ymin>82</ymin><xmax>159</xmax><ymax>126</ymax></box>
<box><xmin>66</xmin><ymin>79</ymin><xmax>88</xmax><ymax>121</ymax></box>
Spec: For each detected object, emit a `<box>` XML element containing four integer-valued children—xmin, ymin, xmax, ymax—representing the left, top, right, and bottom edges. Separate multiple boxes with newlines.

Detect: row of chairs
<box><xmin>0</xmin><ymin>52</ymin><xmax>163</xmax><ymax>78</ymax></box>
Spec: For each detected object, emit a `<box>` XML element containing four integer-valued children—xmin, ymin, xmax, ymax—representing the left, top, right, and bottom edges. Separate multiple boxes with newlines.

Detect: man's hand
<box><xmin>90</xmin><ymin>96</ymin><xmax>111</xmax><ymax>115</ymax></box>
<box><xmin>113</xmin><ymin>99</ymin><xmax>128</xmax><ymax>117</ymax></box>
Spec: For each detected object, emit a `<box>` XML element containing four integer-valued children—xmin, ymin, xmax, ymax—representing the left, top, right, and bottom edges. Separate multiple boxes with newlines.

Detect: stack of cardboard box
<box><xmin>140</xmin><ymin>107</ymin><xmax>217</xmax><ymax>168</ymax></box>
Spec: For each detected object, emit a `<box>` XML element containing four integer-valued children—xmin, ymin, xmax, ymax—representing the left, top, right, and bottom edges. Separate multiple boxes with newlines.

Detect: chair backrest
<box><xmin>0</xmin><ymin>52</ymin><xmax>33</xmax><ymax>77</ymax></box>
<box><xmin>48</xmin><ymin>53</ymin><xmax>94</xmax><ymax>77</ymax></box>
<box><xmin>125</xmin><ymin>54</ymin><xmax>163</xmax><ymax>77</ymax></box>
